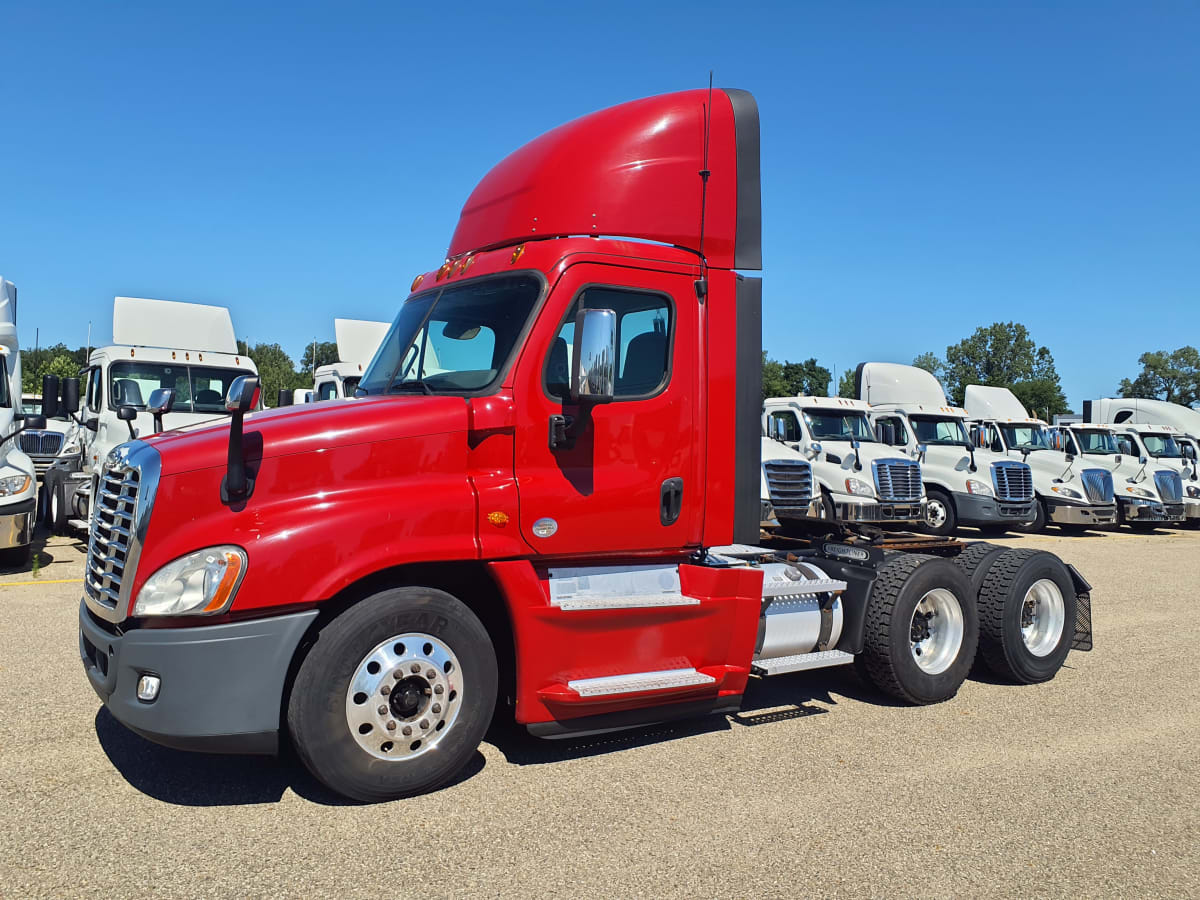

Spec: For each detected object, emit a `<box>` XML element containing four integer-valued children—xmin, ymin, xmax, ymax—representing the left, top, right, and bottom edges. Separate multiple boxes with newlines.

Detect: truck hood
<box><xmin>144</xmin><ymin>396</ymin><xmax>468</xmax><ymax>477</ymax></box>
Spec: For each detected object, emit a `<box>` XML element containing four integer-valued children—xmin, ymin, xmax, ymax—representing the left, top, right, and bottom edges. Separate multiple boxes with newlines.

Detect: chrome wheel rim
<box><xmin>909</xmin><ymin>588</ymin><xmax>964</xmax><ymax>675</ymax></box>
<box><xmin>50</xmin><ymin>491</ymin><xmax>58</xmax><ymax>523</ymax></box>
<box><xmin>925</xmin><ymin>498</ymin><xmax>947</xmax><ymax>529</ymax></box>
<box><xmin>1020</xmin><ymin>579</ymin><xmax>1065</xmax><ymax>657</ymax></box>
<box><xmin>345</xmin><ymin>633</ymin><xmax>462</xmax><ymax>761</ymax></box>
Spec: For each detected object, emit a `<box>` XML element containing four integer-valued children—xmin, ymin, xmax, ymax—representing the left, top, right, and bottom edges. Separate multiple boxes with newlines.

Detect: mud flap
<box><xmin>1066</xmin><ymin>564</ymin><xmax>1093</xmax><ymax>652</ymax></box>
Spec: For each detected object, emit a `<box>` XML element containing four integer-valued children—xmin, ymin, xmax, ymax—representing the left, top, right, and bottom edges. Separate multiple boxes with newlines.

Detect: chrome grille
<box><xmin>991</xmin><ymin>461</ymin><xmax>1033</xmax><ymax>502</ymax></box>
<box><xmin>1154</xmin><ymin>470</ymin><xmax>1183</xmax><ymax>503</ymax></box>
<box><xmin>83</xmin><ymin>464</ymin><xmax>140</xmax><ymax>614</ymax></box>
<box><xmin>19</xmin><ymin>431</ymin><xmax>64</xmax><ymax>458</ymax></box>
<box><xmin>1081</xmin><ymin>469</ymin><xmax>1114</xmax><ymax>504</ymax></box>
<box><xmin>872</xmin><ymin>459</ymin><xmax>922</xmax><ymax>502</ymax></box>
<box><xmin>764</xmin><ymin>459</ymin><xmax>814</xmax><ymax>513</ymax></box>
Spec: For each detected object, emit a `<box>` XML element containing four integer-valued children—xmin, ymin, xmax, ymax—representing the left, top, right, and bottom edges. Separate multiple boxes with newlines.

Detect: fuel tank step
<box><xmin>566</xmin><ymin>668</ymin><xmax>716</xmax><ymax>697</ymax></box>
<box><xmin>547</xmin><ymin>564</ymin><xmax>698</xmax><ymax>611</ymax></box>
<box><xmin>751</xmin><ymin>650</ymin><xmax>855</xmax><ymax>677</ymax></box>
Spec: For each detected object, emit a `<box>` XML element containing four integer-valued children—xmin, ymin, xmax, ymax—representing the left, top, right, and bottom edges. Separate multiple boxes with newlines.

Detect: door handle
<box><xmin>660</xmin><ymin>477</ymin><xmax>683</xmax><ymax>526</ymax></box>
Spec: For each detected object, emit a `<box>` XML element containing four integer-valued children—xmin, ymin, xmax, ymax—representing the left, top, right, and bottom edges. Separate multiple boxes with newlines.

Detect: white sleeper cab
<box><xmin>762</xmin><ymin>395</ymin><xmax>925</xmax><ymax>531</ymax></box>
<box><xmin>856</xmin><ymin>363</ymin><xmax>1035</xmax><ymax>536</ymax></box>
<box><xmin>0</xmin><ymin>278</ymin><xmax>42</xmax><ymax>566</ymax></box>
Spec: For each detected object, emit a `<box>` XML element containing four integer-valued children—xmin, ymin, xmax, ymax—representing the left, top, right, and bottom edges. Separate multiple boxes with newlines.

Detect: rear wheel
<box><xmin>288</xmin><ymin>586</ymin><xmax>497</xmax><ymax>802</ymax></box>
<box><xmin>921</xmin><ymin>489</ymin><xmax>957</xmax><ymax>537</ymax></box>
<box><xmin>856</xmin><ymin>554</ymin><xmax>978</xmax><ymax>704</ymax></box>
<box><xmin>976</xmin><ymin>549</ymin><xmax>1076</xmax><ymax>684</ymax></box>
<box><xmin>951</xmin><ymin>541</ymin><xmax>1007</xmax><ymax>595</ymax></box>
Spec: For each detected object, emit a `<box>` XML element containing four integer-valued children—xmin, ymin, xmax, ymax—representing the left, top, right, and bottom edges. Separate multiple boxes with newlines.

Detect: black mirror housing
<box><xmin>277</xmin><ymin>389</ymin><xmax>293</xmax><ymax>407</ymax></box>
<box><xmin>117</xmin><ymin>405</ymin><xmax>137</xmax><ymax>422</ymax></box>
<box><xmin>23</xmin><ymin>414</ymin><xmax>47</xmax><ymax>430</ymax></box>
<box><xmin>41</xmin><ymin>375</ymin><xmax>61</xmax><ymax>418</ymax></box>
<box><xmin>62</xmin><ymin>377</ymin><xmax>81</xmax><ymax>415</ymax></box>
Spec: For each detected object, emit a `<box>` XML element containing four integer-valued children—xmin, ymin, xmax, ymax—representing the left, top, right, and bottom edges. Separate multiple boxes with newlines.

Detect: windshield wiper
<box><xmin>390</xmin><ymin>379</ymin><xmax>434</xmax><ymax>395</ymax></box>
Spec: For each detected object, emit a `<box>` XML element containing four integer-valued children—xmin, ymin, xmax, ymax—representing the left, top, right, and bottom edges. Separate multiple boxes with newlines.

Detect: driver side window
<box><xmin>768</xmin><ymin>411</ymin><xmax>801</xmax><ymax>442</ymax></box>
<box><xmin>86</xmin><ymin>367</ymin><xmax>103</xmax><ymax>413</ymax></box>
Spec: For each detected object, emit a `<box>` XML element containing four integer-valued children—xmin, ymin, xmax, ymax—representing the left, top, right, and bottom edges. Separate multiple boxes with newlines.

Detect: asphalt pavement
<box><xmin>1</xmin><ymin>526</ymin><xmax>1197</xmax><ymax>898</ymax></box>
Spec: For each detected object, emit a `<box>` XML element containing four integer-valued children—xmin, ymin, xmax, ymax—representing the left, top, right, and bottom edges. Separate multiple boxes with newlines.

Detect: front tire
<box><xmin>921</xmin><ymin>488</ymin><xmax>957</xmax><ymax>536</ymax></box>
<box><xmin>1013</xmin><ymin>497</ymin><xmax>1047</xmax><ymax>533</ymax></box>
<box><xmin>856</xmin><ymin>554</ymin><xmax>978</xmax><ymax>705</ymax></box>
<box><xmin>976</xmin><ymin>549</ymin><xmax>1076</xmax><ymax>684</ymax></box>
<box><xmin>288</xmin><ymin>586</ymin><xmax>497</xmax><ymax>802</ymax></box>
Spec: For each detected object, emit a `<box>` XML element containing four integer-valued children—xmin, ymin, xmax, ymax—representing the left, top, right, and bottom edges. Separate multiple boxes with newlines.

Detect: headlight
<box><xmin>1188</xmin><ymin>485</ymin><xmax>1200</xmax><ymax>499</ymax></box>
<box><xmin>61</xmin><ymin>437</ymin><xmax>82</xmax><ymax>455</ymax></box>
<box><xmin>966</xmin><ymin>479</ymin><xmax>993</xmax><ymax>496</ymax></box>
<box><xmin>1125</xmin><ymin>486</ymin><xmax>1154</xmax><ymax>499</ymax></box>
<box><xmin>1051</xmin><ymin>485</ymin><xmax>1082</xmax><ymax>500</ymax></box>
<box><xmin>133</xmin><ymin>546</ymin><xmax>247</xmax><ymax>617</ymax></box>
<box><xmin>844</xmin><ymin>477</ymin><xmax>874</xmax><ymax>497</ymax></box>
<box><xmin>0</xmin><ymin>475</ymin><xmax>31</xmax><ymax>496</ymax></box>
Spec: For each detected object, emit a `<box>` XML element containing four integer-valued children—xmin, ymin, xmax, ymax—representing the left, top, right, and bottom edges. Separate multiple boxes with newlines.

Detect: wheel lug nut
<box><xmin>380</xmin><ymin>684</ymin><xmax>391</xmax><ymax>695</ymax></box>
<box><xmin>386</xmin><ymin>721</ymin><xmax>397</xmax><ymax>732</ymax></box>
<box><xmin>426</xmin><ymin>669</ymin><xmax>436</xmax><ymax>679</ymax></box>
<box><xmin>432</xmin><ymin>703</ymin><xmax>441</xmax><ymax>714</ymax></box>
<box><xmin>419</xmin><ymin>719</ymin><xmax>429</xmax><ymax>730</ymax></box>
<box><xmin>434</xmin><ymin>684</ymin><xmax>444</xmax><ymax>695</ymax></box>
<box><xmin>411</xmin><ymin>663</ymin><xmax>420</xmax><ymax>673</ymax></box>
<box><xmin>377</xmin><ymin>705</ymin><xmax>388</xmax><ymax>715</ymax></box>
<box><xmin>402</xmin><ymin>725</ymin><xmax>412</xmax><ymax>736</ymax></box>
<box><xmin>393</xmin><ymin>670</ymin><xmax>403</xmax><ymax>680</ymax></box>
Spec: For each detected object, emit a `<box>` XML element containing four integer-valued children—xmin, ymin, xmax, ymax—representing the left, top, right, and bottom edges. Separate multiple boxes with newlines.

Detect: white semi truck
<box><xmin>1049</xmin><ymin>421</ymin><xmax>1191</xmax><ymax>528</ymax></box>
<box><xmin>963</xmin><ymin>385</ymin><xmax>1117</xmax><ymax>532</ymax></box>
<box><xmin>856</xmin><ymin>363</ymin><xmax>1035</xmax><ymax>536</ymax></box>
<box><xmin>762</xmin><ymin>395</ymin><xmax>926</xmax><ymax>530</ymax></box>
<box><xmin>42</xmin><ymin>297</ymin><xmax>259</xmax><ymax>534</ymax></box>
<box><xmin>308</xmin><ymin>319</ymin><xmax>390</xmax><ymax>402</ymax></box>
<box><xmin>20</xmin><ymin>389</ymin><xmax>84</xmax><ymax>479</ymax></box>
<box><xmin>0</xmin><ymin>278</ymin><xmax>43</xmax><ymax>567</ymax></box>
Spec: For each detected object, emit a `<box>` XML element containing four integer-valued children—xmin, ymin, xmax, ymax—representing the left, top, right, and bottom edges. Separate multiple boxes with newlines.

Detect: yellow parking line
<box><xmin>1</xmin><ymin>578</ymin><xmax>84</xmax><ymax>587</ymax></box>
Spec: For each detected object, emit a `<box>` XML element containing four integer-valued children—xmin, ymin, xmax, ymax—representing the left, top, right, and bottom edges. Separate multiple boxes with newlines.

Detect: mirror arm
<box><xmin>965</xmin><ymin>442</ymin><xmax>976</xmax><ymax>472</ymax></box>
<box><xmin>221</xmin><ymin>409</ymin><xmax>252</xmax><ymax>502</ymax></box>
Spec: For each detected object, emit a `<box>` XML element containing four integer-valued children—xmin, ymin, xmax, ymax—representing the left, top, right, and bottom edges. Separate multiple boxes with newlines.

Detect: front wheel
<box><xmin>921</xmin><ymin>489</ymin><xmax>957</xmax><ymax>536</ymax></box>
<box><xmin>856</xmin><ymin>554</ymin><xmax>979</xmax><ymax>704</ymax></box>
<box><xmin>288</xmin><ymin>586</ymin><xmax>497</xmax><ymax>802</ymax></box>
<box><xmin>1013</xmin><ymin>498</ymin><xmax>1047</xmax><ymax>533</ymax></box>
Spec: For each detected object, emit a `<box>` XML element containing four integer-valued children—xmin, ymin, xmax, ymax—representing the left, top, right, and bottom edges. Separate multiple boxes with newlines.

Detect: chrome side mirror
<box><xmin>809</xmin><ymin>442</ymin><xmax>823</xmax><ymax>456</ymax></box>
<box><xmin>918</xmin><ymin>443</ymin><xmax>928</xmax><ymax>463</ymax></box>
<box><xmin>1139</xmin><ymin>455</ymin><xmax>1148</xmax><ymax>465</ymax></box>
<box><xmin>571</xmin><ymin>308</ymin><xmax>616</xmax><ymax>402</ymax></box>
<box><xmin>770</xmin><ymin>418</ymin><xmax>787</xmax><ymax>442</ymax></box>
<box><xmin>147</xmin><ymin>388</ymin><xmax>176</xmax><ymax>434</ymax></box>
<box><xmin>225</xmin><ymin>376</ymin><xmax>261</xmax><ymax>414</ymax></box>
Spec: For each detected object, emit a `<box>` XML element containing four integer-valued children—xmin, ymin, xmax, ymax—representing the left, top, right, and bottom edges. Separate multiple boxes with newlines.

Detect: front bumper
<box><xmin>1119</xmin><ymin>497</ymin><xmax>1185</xmax><ymax>523</ymax></box>
<box><xmin>79</xmin><ymin>601</ymin><xmax>318</xmax><ymax>754</ymax></box>
<box><xmin>0</xmin><ymin>498</ymin><xmax>36</xmax><ymax>549</ymax></box>
<box><xmin>1046</xmin><ymin>499</ymin><xmax>1117</xmax><ymax>526</ymax></box>
<box><xmin>1184</xmin><ymin>498</ymin><xmax>1200</xmax><ymax>520</ymax></box>
<box><xmin>833</xmin><ymin>496</ymin><xmax>925</xmax><ymax>523</ymax></box>
<box><xmin>952</xmin><ymin>491</ymin><xmax>1035</xmax><ymax>526</ymax></box>
<box><xmin>761</xmin><ymin>497</ymin><xmax>822</xmax><ymax>525</ymax></box>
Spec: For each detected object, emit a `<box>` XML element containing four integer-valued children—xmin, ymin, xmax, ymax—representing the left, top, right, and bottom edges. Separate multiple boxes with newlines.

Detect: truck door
<box><xmin>513</xmin><ymin>263</ymin><xmax>701</xmax><ymax>555</ymax></box>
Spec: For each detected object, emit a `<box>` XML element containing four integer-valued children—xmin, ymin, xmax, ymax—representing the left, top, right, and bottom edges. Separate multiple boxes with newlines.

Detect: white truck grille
<box><xmin>872</xmin><ymin>459</ymin><xmax>922</xmax><ymax>502</ymax></box>
<box><xmin>763</xmin><ymin>459</ymin><xmax>814</xmax><ymax>513</ymax></box>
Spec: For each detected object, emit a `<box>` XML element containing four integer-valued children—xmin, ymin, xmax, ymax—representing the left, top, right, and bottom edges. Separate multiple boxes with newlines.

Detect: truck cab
<box><xmin>857</xmin><ymin>363</ymin><xmax>1034</xmax><ymax>536</ymax></box>
<box><xmin>964</xmin><ymin>385</ymin><xmax>1116</xmax><ymax>531</ymax></box>
<box><xmin>309</xmin><ymin>319</ymin><xmax>390</xmax><ymax>401</ymax></box>
<box><xmin>1052</xmin><ymin>422</ymin><xmax>1189</xmax><ymax>527</ymax></box>
<box><xmin>762</xmin><ymin>395</ymin><xmax>926</xmax><ymax>527</ymax></box>
<box><xmin>0</xmin><ymin>279</ymin><xmax>40</xmax><ymax>567</ymax></box>
<box><xmin>42</xmin><ymin>297</ymin><xmax>259</xmax><ymax>533</ymax></box>
<box><xmin>20</xmin><ymin>392</ymin><xmax>83</xmax><ymax>478</ymax></box>
<box><xmin>1114</xmin><ymin>426</ymin><xmax>1191</xmax><ymax>525</ymax></box>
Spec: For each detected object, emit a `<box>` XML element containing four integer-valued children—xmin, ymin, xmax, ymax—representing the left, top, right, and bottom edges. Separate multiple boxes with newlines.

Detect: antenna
<box><xmin>695</xmin><ymin>71</ymin><xmax>713</xmax><ymax>301</ymax></box>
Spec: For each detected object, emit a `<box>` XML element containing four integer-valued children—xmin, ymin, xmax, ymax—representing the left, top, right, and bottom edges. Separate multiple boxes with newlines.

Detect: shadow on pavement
<box><xmin>94</xmin><ymin>707</ymin><xmax>486</xmax><ymax>806</ymax></box>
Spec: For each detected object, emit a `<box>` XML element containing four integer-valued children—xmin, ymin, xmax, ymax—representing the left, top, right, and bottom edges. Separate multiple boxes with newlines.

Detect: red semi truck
<box><xmin>79</xmin><ymin>89</ymin><xmax>1091</xmax><ymax>802</ymax></box>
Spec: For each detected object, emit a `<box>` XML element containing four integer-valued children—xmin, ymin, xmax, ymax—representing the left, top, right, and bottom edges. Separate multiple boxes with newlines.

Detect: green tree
<box><xmin>782</xmin><ymin>358</ymin><xmax>831</xmax><ymax>397</ymax></box>
<box><xmin>912</xmin><ymin>352</ymin><xmax>943</xmax><ymax>378</ymax></box>
<box><xmin>20</xmin><ymin>343</ymin><xmax>79</xmax><ymax>393</ymax></box>
<box><xmin>940</xmin><ymin>322</ymin><xmax>1069</xmax><ymax>416</ymax></box>
<box><xmin>837</xmin><ymin>369</ymin><xmax>856</xmax><ymax>398</ymax></box>
<box><xmin>247</xmin><ymin>343</ymin><xmax>303</xmax><ymax>407</ymax></box>
<box><xmin>1117</xmin><ymin>347</ymin><xmax>1200</xmax><ymax>407</ymax></box>
<box><xmin>761</xmin><ymin>352</ymin><xmax>789</xmax><ymax>400</ymax></box>
<box><xmin>298</xmin><ymin>340</ymin><xmax>339</xmax><ymax>377</ymax></box>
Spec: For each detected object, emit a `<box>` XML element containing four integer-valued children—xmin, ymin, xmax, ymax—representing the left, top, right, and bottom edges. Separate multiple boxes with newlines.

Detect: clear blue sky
<box><xmin>2</xmin><ymin>1</ymin><xmax>1197</xmax><ymax>409</ymax></box>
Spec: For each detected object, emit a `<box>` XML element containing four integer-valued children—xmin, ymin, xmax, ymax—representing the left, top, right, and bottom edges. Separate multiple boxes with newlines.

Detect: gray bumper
<box><xmin>0</xmin><ymin>498</ymin><xmax>35</xmax><ymax>549</ymax></box>
<box><xmin>1119</xmin><ymin>497</ymin><xmax>1185</xmax><ymax>522</ymax></box>
<box><xmin>1046</xmin><ymin>499</ymin><xmax>1118</xmax><ymax>526</ymax></box>
<box><xmin>762</xmin><ymin>497</ymin><xmax>822</xmax><ymax>525</ymax></box>
<box><xmin>834</xmin><ymin>497</ymin><xmax>925</xmax><ymax>523</ymax></box>
<box><xmin>1184</xmin><ymin>499</ymin><xmax>1200</xmax><ymax>520</ymax></box>
<box><xmin>952</xmin><ymin>491</ymin><xmax>1035</xmax><ymax>526</ymax></box>
<box><xmin>79</xmin><ymin>601</ymin><xmax>318</xmax><ymax>754</ymax></box>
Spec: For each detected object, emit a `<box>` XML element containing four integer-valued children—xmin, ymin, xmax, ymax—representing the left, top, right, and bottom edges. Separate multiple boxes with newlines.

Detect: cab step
<box><xmin>68</xmin><ymin>518</ymin><xmax>90</xmax><ymax>531</ymax></box>
<box><xmin>751</xmin><ymin>650</ymin><xmax>855</xmax><ymax>677</ymax></box>
<box><xmin>567</xmin><ymin>667</ymin><xmax>716</xmax><ymax>697</ymax></box>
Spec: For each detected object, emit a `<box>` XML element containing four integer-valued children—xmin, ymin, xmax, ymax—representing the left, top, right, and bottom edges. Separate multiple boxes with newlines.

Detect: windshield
<box><xmin>1074</xmin><ymin>429</ymin><xmax>1119</xmax><ymax>455</ymax></box>
<box><xmin>109</xmin><ymin>362</ymin><xmax>247</xmax><ymax>414</ymax></box>
<box><xmin>999</xmin><ymin>424</ymin><xmax>1051</xmax><ymax>452</ymax></box>
<box><xmin>909</xmin><ymin>414</ymin><xmax>969</xmax><ymax>446</ymax></box>
<box><xmin>359</xmin><ymin>274</ymin><xmax>542</xmax><ymax>395</ymax></box>
<box><xmin>1141</xmin><ymin>433</ymin><xmax>1182</xmax><ymax>458</ymax></box>
<box><xmin>802</xmin><ymin>409</ymin><xmax>875</xmax><ymax>442</ymax></box>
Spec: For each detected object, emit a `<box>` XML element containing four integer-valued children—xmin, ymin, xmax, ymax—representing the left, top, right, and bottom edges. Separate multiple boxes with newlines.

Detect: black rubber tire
<box><xmin>921</xmin><ymin>488</ymin><xmax>957</xmax><ymax>537</ymax></box>
<box><xmin>950</xmin><ymin>541</ymin><xmax>1007</xmax><ymax>596</ymax></box>
<box><xmin>0</xmin><ymin>543</ymin><xmax>32</xmax><ymax>569</ymax></box>
<box><xmin>48</xmin><ymin>480</ymin><xmax>69</xmax><ymax>536</ymax></box>
<box><xmin>287</xmin><ymin>586</ymin><xmax>497</xmax><ymax>803</ymax></box>
<box><xmin>1013</xmin><ymin>497</ymin><xmax>1047</xmax><ymax>533</ymax></box>
<box><xmin>976</xmin><ymin>548</ymin><xmax>1076</xmax><ymax>684</ymax></box>
<box><xmin>856</xmin><ymin>554</ymin><xmax>979</xmax><ymax>705</ymax></box>
<box><xmin>975</xmin><ymin>524</ymin><xmax>1011</xmax><ymax>536</ymax></box>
